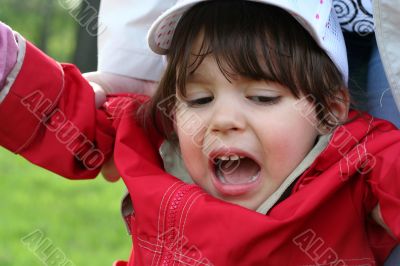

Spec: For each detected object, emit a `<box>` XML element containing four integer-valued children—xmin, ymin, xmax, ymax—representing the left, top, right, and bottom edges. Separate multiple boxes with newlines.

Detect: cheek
<box><xmin>178</xmin><ymin>139</ymin><xmax>209</xmax><ymax>189</ymax></box>
<box><xmin>290</xmin><ymin>97</ymin><xmax>321</xmax><ymax>130</ymax></box>
<box><xmin>175</xmin><ymin>106</ymin><xmax>207</xmax><ymax>142</ymax></box>
<box><xmin>259</xmin><ymin>111</ymin><xmax>318</xmax><ymax>175</ymax></box>
<box><xmin>175</xmin><ymin>109</ymin><xmax>208</xmax><ymax>180</ymax></box>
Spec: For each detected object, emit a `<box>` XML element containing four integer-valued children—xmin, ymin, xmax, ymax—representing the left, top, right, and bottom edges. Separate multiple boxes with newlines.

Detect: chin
<box><xmin>234</xmin><ymin>201</ymin><xmax>260</xmax><ymax>211</ymax></box>
<box><xmin>197</xmin><ymin>178</ymin><xmax>263</xmax><ymax>211</ymax></box>
<box><xmin>218</xmin><ymin>195</ymin><xmax>262</xmax><ymax>211</ymax></box>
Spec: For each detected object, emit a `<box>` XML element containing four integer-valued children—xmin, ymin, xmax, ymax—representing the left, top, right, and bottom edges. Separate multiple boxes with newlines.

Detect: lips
<box><xmin>209</xmin><ymin>149</ymin><xmax>262</xmax><ymax>196</ymax></box>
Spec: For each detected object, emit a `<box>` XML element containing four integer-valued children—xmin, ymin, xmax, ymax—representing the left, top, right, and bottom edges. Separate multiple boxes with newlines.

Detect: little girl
<box><xmin>1</xmin><ymin>0</ymin><xmax>399</xmax><ymax>265</ymax></box>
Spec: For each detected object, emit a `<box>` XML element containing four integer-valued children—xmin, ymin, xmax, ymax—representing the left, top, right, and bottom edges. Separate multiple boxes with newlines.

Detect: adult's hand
<box><xmin>84</xmin><ymin>71</ymin><xmax>157</xmax><ymax>107</ymax></box>
<box><xmin>84</xmin><ymin>71</ymin><xmax>158</xmax><ymax>182</ymax></box>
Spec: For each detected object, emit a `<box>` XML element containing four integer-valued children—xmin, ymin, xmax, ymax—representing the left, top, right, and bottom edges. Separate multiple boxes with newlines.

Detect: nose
<box><xmin>209</xmin><ymin>98</ymin><xmax>246</xmax><ymax>134</ymax></box>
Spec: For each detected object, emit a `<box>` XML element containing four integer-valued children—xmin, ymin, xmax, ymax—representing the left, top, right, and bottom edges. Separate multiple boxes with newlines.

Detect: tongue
<box><xmin>218</xmin><ymin>158</ymin><xmax>260</xmax><ymax>184</ymax></box>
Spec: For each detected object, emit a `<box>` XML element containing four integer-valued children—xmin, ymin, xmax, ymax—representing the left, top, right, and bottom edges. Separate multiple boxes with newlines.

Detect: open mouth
<box><xmin>210</xmin><ymin>153</ymin><xmax>262</xmax><ymax>196</ymax></box>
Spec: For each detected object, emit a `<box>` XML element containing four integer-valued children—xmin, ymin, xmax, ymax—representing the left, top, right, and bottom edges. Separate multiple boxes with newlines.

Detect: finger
<box><xmin>101</xmin><ymin>156</ymin><xmax>121</xmax><ymax>182</ymax></box>
<box><xmin>89</xmin><ymin>81</ymin><xmax>107</xmax><ymax>108</ymax></box>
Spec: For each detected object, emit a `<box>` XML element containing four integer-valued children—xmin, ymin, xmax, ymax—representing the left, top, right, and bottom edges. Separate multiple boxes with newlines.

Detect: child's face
<box><xmin>174</xmin><ymin>55</ymin><xmax>320</xmax><ymax>210</ymax></box>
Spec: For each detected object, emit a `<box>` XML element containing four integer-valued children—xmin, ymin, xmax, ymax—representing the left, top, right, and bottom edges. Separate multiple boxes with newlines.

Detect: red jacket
<box><xmin>1</xmin><ymin>42</ymin><xmax>399</xmax><ymax>266</ymax></box>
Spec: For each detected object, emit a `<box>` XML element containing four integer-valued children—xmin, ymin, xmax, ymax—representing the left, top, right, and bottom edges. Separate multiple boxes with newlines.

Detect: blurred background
<box><xmin>0</xmin><ymin>0</ymin><xmax>131</xmax><ymax>265</ymax></box>
<box><xmin>1</xmin><ymin>0</ymin><xmax>99</xmax><ymax>71</ymax></box>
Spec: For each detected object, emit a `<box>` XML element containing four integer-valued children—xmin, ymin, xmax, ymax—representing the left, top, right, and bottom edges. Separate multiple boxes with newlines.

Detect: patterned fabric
<box><xmin>334</xmin><ymin>0</ymin><xmax>375</xmax><ymax>34</ymax></box>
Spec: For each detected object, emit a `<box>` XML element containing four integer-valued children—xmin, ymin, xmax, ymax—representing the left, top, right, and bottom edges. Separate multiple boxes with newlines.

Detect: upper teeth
<box><xmin>216</xmin><ymin>155</ymin><xmax>244</xmax><ymax>161</ymax></box>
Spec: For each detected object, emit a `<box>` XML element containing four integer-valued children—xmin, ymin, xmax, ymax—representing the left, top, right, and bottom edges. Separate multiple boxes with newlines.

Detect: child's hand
<box><xmin>100</xmin><ymin>155</ymin><xmax>120</xmax><ymax>183</ymax></box>
<box><xmin>371</xmin><ymin>204</ymin><xmax>394</xmax><ymax>238</ymax></box>
<box><xmin>0</xmin><ymin>21</ymin><xmax>18</xmax><ymax>90</ymax></box>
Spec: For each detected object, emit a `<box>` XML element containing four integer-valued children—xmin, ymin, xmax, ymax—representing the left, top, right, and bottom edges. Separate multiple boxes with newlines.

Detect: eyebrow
<box><xmin>186</xmin><ymin>71</ymin><xmax>210</xmax><ymax>83</ymax></box>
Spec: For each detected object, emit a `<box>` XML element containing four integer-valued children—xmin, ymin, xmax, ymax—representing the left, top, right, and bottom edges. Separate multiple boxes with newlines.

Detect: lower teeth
<box><xmin>217</xmin><ymin>169</ymin><xmax>259</xmax><ymax>184</ymax></box>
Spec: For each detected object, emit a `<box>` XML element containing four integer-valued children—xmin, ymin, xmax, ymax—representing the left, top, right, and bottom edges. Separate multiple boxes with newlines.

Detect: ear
<box><xmin>317</xmin><ymin>87</ymin><xmax>350</xmax><ymax>135</ymax></box>
<box><xmin>329</xmin><ymin>87</ymin><xmax>350</xmax><ymax>123</ymax></box>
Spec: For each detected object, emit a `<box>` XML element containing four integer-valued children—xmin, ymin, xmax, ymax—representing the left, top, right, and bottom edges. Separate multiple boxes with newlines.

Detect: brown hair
<box><xmin>144</xmin><ymin>0</ymin><xmax>347</xmax><ymax>141</ymax></box>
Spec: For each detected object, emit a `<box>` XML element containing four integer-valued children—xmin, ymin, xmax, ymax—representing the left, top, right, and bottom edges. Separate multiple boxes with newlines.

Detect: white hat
<box><xmin>147</xmin><ymin>0</ymin><xmax>348</xmax><ymax>83</ymax></box>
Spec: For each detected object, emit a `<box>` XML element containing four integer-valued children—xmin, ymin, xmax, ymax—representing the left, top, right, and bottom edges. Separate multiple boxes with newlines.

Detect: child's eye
<box><xmin>247</xmin><ymin>96</ymin><xmax>281</xmax><ymax>105</ymax></box>
<box><xmin>187</xmin><ymin>97</ymin><xmax>214</xmax><ymax>107</ymax></box>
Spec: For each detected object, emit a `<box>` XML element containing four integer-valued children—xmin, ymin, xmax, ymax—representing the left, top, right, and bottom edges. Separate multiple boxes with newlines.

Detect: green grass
<box><xmin>0</xmin><ymin>148</ymin><xmax>131</xmax><ymax>266</ymax></box>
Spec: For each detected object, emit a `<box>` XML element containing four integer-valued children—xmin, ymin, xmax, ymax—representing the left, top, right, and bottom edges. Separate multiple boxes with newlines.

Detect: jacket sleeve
<box><xmin>0</xmin><ymin>35</ymin><xmax>115</xmax><ymax>179</ymax></box>
<box><xmin>363</xmin><ymin>124</ymin><xmax>400</xmax><ymax>242</ymax></box>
